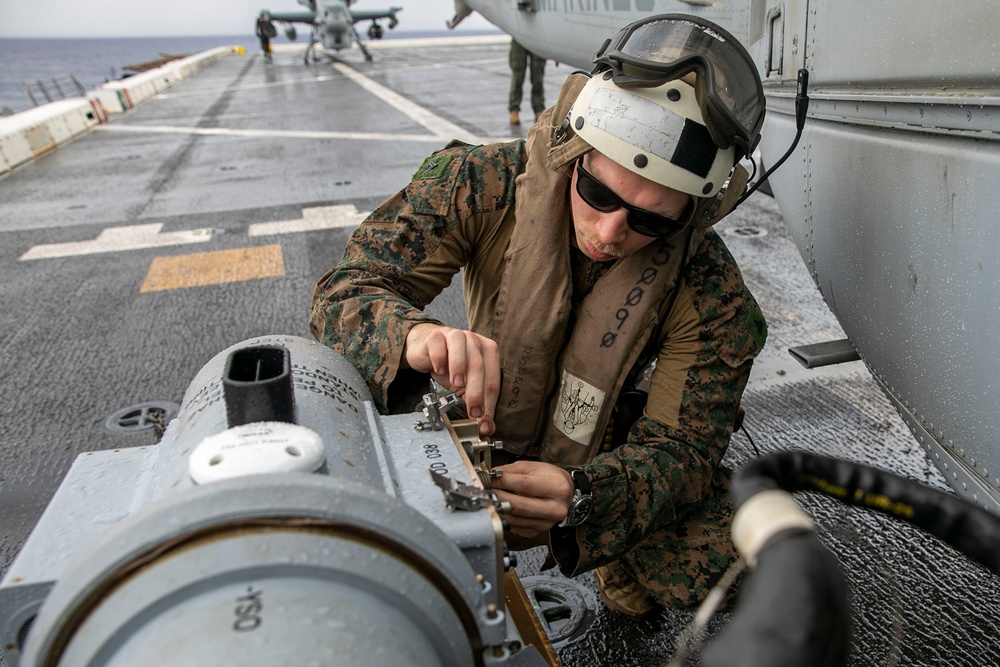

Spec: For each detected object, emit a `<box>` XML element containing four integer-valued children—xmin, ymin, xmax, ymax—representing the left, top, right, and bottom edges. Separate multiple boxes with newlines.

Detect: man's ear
<box><xmin>694</xmin><ymin>163</ymin><xmax>750</xmax><ymax>229</ymax></box>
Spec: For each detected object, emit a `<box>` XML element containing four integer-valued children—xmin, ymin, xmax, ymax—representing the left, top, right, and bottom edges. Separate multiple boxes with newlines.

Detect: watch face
<box><xmin>568</xmin><ymin>496</ymin><xmax>593</xmax><ymax>526</ymax></box>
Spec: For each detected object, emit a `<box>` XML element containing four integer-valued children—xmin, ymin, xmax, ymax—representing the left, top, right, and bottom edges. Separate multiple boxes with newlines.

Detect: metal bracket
<box><xmin>413</xmin><ymin>390</ymin><xmax>462</xmax><ymax>431</ymax></box>
<box><xmin>766</xmin><ymin>6</ymin><xmax>784</xmax><ymax>77</ymax></box>
<box><xmin>788</xmin><ymin>338</ymin><xmax>861</xmax><ymax>369</ymax></box>
<box><xmin>431</xmin><ymin>470</ymin><xmax>512</xmax><ymax>514</ymax></box>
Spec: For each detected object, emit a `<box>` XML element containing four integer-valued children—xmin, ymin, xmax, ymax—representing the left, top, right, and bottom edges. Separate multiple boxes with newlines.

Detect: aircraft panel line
<box><xmin>766</xmin><ymin>92</ymin><xmax>1000</xmax><ymax>138</ymax></box>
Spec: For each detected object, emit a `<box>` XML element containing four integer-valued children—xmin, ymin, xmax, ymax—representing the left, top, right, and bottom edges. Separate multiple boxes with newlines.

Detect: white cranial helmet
<box><xmin>568</xmin><ymin>70</ymin><xmax>736</xmax><ymax>198</ymax></box>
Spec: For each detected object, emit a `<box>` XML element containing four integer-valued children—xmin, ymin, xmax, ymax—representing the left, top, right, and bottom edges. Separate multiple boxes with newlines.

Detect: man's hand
<box><xmin>491</xmin><ymin>461</ymin><xmax>575</xmax><ymax>538</ymax></box>
<box><xmin>403</xmin><ymin>323</ymin><xmax>501</xmax><ymax>436</ymax></box>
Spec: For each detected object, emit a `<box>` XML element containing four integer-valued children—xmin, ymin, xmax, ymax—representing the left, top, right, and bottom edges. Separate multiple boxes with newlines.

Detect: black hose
<box><xmin>732</xmin><ymin>451</ymin><xmax>1000</xmax><ymax>573</ymax></box>
<box><xmin>700</xmin><ymin>529</ymin><xmax>850</xmax><ymax>667</ymax></box>
<box><xmin>701</xmin><ymin>450</ymin><xmax>1000</xmax><ymax>667</ymax></box>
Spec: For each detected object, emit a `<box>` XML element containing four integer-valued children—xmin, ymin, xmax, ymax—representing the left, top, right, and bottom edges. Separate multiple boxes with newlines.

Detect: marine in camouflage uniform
<box><xmin>508</xmin><ymin>39</ymin><xmax>546</xmax><ymax>124</ymax></box>
<box><xmin>311</xmin><ymin>69</ymin><xmax>766</xmax><ymax>612</ymax></box>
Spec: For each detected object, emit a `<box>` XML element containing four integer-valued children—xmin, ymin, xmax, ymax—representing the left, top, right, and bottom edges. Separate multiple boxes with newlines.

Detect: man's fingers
<box><xmin>479</xmin><ymin>337</ymin><xmax>501</xmax><ymax>424</ymax></box>
<box><xmin>493</xmin><ymin>487</ymin><xmax>566</xmax><ymax>523</ymax></box>
<box><xmin>493</xmin><ymin>488</ymin><xmax>563</xmax><ymax>537</ymax></box>
<box><xmin>423</xmin><ymin>329</ymin><xmax>450</xmax><ymax>376</ymax></box>
<box><xmin>461</xmin><ymin>334</ymin><xmax>499</xmax><ymax>417</ymax></box>
<box><xmin>404</xmin><ymin>323</ymin><xmax>446</xmax><ymax>375</ymax></box>
<box><xmin>494</xmin><ymin>462</ymin><xmax>573</xmax><ymax>501</ymax></box>
<box><xmin>506</xmin><ymin>516</ymin><xmax>557</xmax><ymax>538</ymax></box>
<box><xmin>443</xmin><ymin>328</ymin><xmax>470</xmax><ymax>389</ymax></box>
<box><xmin>402</xmin><ymin>324</ymin><xmax>500</xmax><ymax>437</ymax></box>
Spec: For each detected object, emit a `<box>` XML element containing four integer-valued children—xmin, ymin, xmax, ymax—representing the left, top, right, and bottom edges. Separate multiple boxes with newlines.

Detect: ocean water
<box><xmin>0</xmin><ymin>30</ymin><xmax>499</xmax><ymax>114</ymax></box>
<box><xmin>0</xmin><ymin>36</ymin><xmax>254</xmax><ymax>114</ymax></box>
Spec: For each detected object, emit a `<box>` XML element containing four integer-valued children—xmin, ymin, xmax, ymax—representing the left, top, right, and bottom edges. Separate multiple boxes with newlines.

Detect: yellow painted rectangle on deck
<box><xmin>140</xmin><ymin>245</ymin><xmax>285</xmax><ymax>293</ymax></box>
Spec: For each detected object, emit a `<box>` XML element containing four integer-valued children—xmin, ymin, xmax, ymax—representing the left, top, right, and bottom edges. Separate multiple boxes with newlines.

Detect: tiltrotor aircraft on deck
<box><xmin>449</xmin><ymin>0</ymin><xmax>1000</xmax><ymax>514</ymax></box>
<box><xmin>262</xmin><ymin>0</ymin><xmax>402</xmax><ymax>62</ymax></box>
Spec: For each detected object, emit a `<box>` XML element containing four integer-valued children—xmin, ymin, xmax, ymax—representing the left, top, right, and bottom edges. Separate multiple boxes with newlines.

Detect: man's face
<box><xmin>569</xmin><ymin>151</ymin><xmax>692</xmax><ymax>262</ymax></box>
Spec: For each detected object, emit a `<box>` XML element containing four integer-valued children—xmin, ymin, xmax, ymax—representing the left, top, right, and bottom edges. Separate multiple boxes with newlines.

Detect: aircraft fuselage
<box><xmin>466</xmin><ymin>0</ymin><xmax>1000</xmax><ymax>514</ymax></box>
<box><xmin>319</xmin><ymin>3</ymin><xmax>354</xmax><ymax>50</ymax></box>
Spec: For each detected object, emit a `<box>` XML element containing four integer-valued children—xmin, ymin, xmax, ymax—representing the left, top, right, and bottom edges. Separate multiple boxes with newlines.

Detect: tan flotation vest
<box><xmin>490</xmin><ymin>74</ymin><xmax>707</xmax><ymax>465</ymax></box>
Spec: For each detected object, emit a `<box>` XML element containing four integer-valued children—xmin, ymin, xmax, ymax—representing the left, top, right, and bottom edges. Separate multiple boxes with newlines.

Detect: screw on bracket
<box><xmin>414</xmin><ymin>390</ymin><xmax>461</xmax><ymax>431</ymax></box>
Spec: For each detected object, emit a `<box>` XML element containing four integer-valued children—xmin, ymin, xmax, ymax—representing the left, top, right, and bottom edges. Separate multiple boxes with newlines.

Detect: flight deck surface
<box><xmin>1</xmin><ymin>37</ymin><xmax>998</xmax><ymax>666</ymax></box>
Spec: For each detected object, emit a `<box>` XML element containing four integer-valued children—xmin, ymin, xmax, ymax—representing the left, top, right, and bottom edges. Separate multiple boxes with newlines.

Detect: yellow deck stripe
<box><xmin>140</xmin><ymin>245</ymin><xmax>284</xmax><ymax>293</ymax></box>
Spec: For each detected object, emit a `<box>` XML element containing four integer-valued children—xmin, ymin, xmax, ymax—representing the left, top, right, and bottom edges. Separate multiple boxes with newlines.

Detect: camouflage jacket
<box><xmin>310</xmin><ymin>140</ymin><xmax>766</xmax><ymax>575</ymax></box>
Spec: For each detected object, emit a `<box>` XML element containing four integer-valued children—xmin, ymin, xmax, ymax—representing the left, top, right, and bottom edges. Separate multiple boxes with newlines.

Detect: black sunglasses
<box><xmin>574</xmin><ymin>159</ymin><xmax>690</xmax><ymax>238</ymax></box>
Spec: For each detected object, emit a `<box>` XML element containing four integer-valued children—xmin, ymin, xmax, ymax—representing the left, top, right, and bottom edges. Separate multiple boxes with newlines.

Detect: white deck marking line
<box><xmin>175</xmin><ymin>55</ymin><xmax>504</xmax><ymax>87</ymax></box>
<box><xmin>96</xmin><ymin>124</ymin><xmax>446</xmax><ymax>143</ymax></box>
<box><xmin>19</xmin><ymin>223</ymin><xmax>213</xmax><ymax>261</ymax></box>
<box><xmin>248</xmin><ymin>204</ymin><xmax>369</xmax><ymax>236</ymax></box>
<box><xmin>329</xmin><ymin>62</ymin><xmax>485</xmax><ymax>144</ymax></box>
<box><xmin>20</xmin><ymin>205</ymin><xmax>369</xmax><ymax>261</ymax></box>
<box><xmin>99</xmin><ymin>61</ymin><xmax>517</xmax><ymax>145</ymax></box>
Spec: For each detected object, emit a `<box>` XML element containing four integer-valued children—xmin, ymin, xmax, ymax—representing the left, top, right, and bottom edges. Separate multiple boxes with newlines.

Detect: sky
<box><xmin>0</xmin><ymin>0</ymin><xmax>500</xmax><ymax>38</ymax></box>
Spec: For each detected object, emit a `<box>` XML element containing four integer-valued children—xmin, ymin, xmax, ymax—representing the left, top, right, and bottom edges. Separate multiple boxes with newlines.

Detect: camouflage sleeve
<box><xmin>553</xmin><ymin>231</ymin><xmax>767</xmax><ymax>575</ymax></box>
<box><xmin>309</xmin><ymin>140</ymin><xmax>524</xmax><ymax>411</ymax></box>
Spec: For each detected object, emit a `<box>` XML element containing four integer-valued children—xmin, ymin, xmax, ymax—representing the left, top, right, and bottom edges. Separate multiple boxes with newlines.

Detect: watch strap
<box><xmin>566</xmin><ymin>466</ymin><xmax>591</xmax><ymax>494</ymax></box>
<box><xmin>558</xmin><ymin>466</ymin><xmax>593</xmax><ymax>528</ymax></box>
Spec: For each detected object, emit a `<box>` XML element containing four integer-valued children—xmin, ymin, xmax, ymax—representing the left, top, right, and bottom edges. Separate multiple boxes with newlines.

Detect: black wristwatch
<box><xmin>558</xmin><ymin>467</ymin><xmax>593</xmax><ymax>528</ymax></box>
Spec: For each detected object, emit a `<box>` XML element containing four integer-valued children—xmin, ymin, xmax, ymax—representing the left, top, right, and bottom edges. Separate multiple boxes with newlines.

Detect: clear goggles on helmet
<box><xmin>592</xmin><ymin>14</ymin><xmax>764</xmax><ymax>158</ymax></box>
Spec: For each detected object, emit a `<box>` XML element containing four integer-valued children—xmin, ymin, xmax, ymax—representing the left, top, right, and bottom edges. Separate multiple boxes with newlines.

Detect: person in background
<box><xmin>256</xmin><ymin>12</ymin><xmax>276</xmax><ymax>63</ymax></box>
<box><xmin>311</xmin><ymin>14</ymin><xmax>767</xmax><ymax>618</ymax></box>
<box><xmin>508</xmin><ymin>39</ymin><xmax>546</xmax><ymax>125</ymax></box>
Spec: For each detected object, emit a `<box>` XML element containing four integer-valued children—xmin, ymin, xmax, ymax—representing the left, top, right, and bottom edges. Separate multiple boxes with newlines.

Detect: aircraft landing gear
<box><xmin>358</xmin><ymin>41</ymin><xmax>374</xmax><ymax>62</ymax></box>
<box><xmin>352</xmin><ymin>26</ymin><xmax>374</xmax><ymax>62</ymax></box>
<box><xmin>304</xmin><ymin>35</ymin><xmax>318</xmax><ymax>64</ymax></box>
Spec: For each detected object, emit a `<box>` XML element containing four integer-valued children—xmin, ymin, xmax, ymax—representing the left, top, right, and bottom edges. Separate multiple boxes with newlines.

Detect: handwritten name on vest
<box><xmin>507</xmin><ymin>345</ymin><xmax>534</xmax><ymax>409</ymax></box>
<box><xmin>600</xmin><ymin>241</ymin><xmax>674</xmax><ymax>349</ymax></box>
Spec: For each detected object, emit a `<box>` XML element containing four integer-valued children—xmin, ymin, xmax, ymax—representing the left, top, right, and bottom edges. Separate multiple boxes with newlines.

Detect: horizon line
<box><xmin>0</xmin><ymin>27</ymin><xmax>505</xmax><ymax>40</ymax></box>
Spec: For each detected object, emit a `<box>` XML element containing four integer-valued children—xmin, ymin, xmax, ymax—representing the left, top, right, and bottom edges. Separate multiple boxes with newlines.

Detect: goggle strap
<box><xmin>696</xmin><ymin>92</ymin><xmax>735</xmax><ymax>152</ymax></box>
